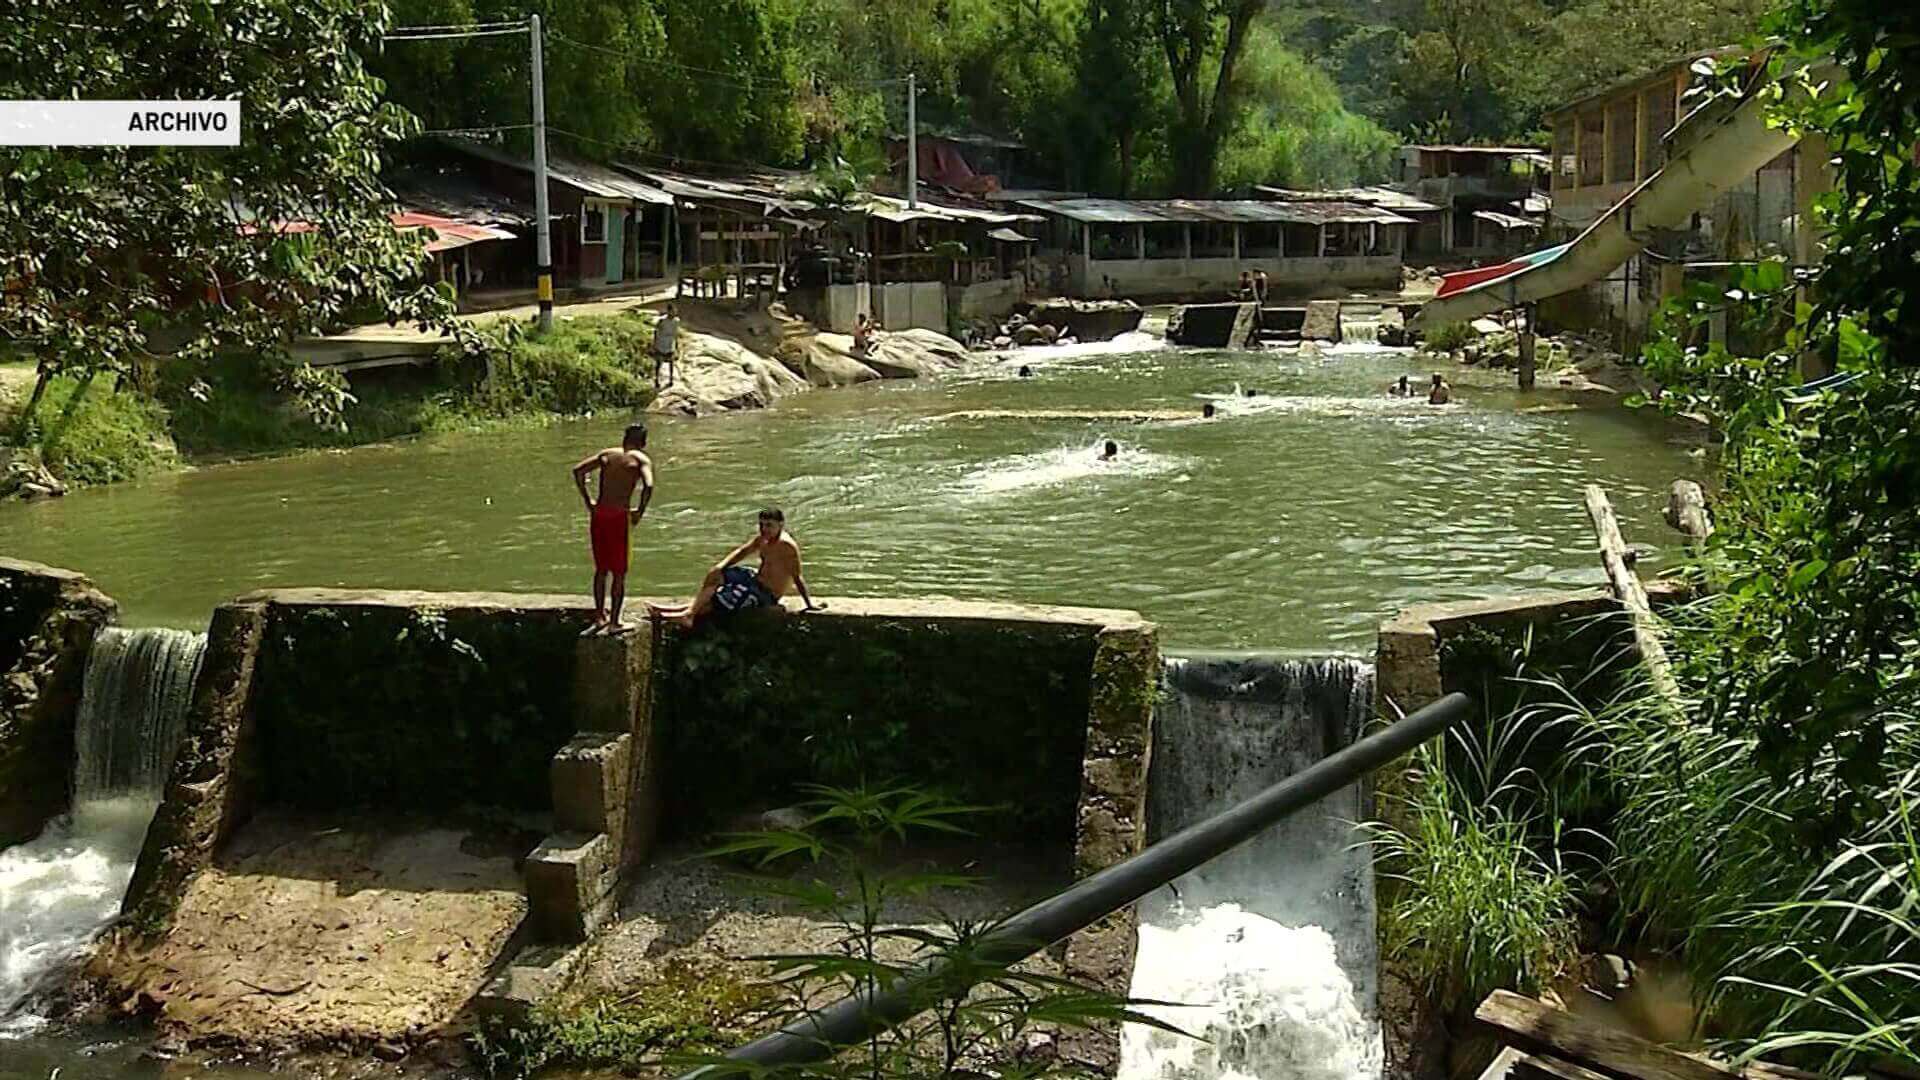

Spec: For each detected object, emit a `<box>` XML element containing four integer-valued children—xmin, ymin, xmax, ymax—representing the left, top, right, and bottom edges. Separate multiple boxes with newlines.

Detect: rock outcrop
<box><xmin>0</xmin><ymin>558</ymin><xmax>116</xmax><ymax>848</ymax></box>
<box><xmin>0</xmin><ymin>447</ymin><xmax>66</xmax><ymax>501</ymax></box>
<box><xmin>1025</xmin><ymin>299</ymin><xmax>1143</xmax><ymax>342</ymax></box>
<box><xmin>775</xmin><ymin>334</ymin><xmax>884</xmax><ymax>387</ymax></box>
<box><xmin>649</xmin><ymin>330</ymin><xmax>810</xmax><ymax>417</ymax></box>
<box><xmin>859</xmin><ymin>329</ymin><xmax>977</xmax><ymax>379</ymax></box>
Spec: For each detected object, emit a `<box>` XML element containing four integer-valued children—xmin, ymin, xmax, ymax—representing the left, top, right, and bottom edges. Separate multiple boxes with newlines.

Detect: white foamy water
<box><xmin>0</xmin><ymin>797</ymin><xmax>157</xmax><ymax>1036</ymax></box>
<box><xmin>1123</xmin><ymin>904</ymin><xmax>1380</xmax><ymax>1080</ymax></box>
<box><xmin>1122</xmin><ymin>657</ymin><xmax>1381</xmax><ymax>1080</ymax></box>
<box><xmin>999</xmin><ymin>330</ymin><xmax>1171</xmax><ymax>362</ymax></box>
<box><xmin>954</xmin><ymin>442</ymin><xmax>1184</xmax><ymax>496</ymax></box>
<box><xmin>0</xmin><ymin>627</ymin><xmax>204</xmax><ymax>1037</ymax></box>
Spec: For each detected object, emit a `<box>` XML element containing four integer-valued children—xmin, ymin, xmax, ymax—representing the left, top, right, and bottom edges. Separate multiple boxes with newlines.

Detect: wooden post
<box><xmin>1518</xmin><ymin>303</ymin><xmax>1538</xmax><ymax>391</ymax></box>
<box><xmin>1584</xmin><ymin>484</ymin><xmax>1683</xmax><ymax>708</ymax></box>
<box><xmin>1664</xmin><ymin>480</ymin><xmax>1712</xmax><ymax>550</ymax></box>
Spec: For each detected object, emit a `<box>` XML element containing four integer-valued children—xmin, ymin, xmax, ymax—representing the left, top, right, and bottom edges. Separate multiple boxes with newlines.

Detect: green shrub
<box><xmin>1367</xmin><ymin>737</ymin><xmax>1583</xmax><ymax>1005</ymax></box>
<box><xmin>1423</xmin><ymin>321</ymin><xmax>1477</xmax><ymax>352</ymax></box>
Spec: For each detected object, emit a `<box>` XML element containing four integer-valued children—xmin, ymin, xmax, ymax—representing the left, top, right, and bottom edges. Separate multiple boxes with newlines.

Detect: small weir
<box><xmin>1121</xmin><ymin>655</ymin><xmax>1381</xmax><ymax>1080</ymax></box>
<box><xmin>0</xmin><ymin>627</ymin><xmax>206</xmax><ymax>1033</ymax></box>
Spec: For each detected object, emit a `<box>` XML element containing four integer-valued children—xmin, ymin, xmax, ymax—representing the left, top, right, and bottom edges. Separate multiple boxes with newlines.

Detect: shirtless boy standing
<box><xmin>649</xmin><ymin>508</ymin><xmax>821</xmax><ymax>629</ymax></box>
<box><xmin>572</xmin><ymin>424</ymin><xmax>655</xmax><ymax>634</ymax></box>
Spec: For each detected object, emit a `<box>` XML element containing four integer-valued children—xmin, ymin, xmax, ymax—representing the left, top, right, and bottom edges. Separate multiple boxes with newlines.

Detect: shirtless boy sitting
<box><xmin>572</xmin><ymin>424</ymin><xmax>655</xmax><ymax>635</ymax></box>
<box><xmin>649</xmin><ymin>508</ymin><xmax>821</xmax><ymax>629</ymax></box>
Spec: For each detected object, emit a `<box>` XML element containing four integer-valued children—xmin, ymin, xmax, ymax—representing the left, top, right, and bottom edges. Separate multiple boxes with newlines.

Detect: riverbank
<box><xmin>0</xmin><ymin>303</ymin><xmax>981</xmax><ymax>498</ymax></box>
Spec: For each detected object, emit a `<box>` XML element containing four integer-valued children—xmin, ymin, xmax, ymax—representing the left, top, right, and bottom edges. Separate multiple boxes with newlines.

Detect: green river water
<box><xmin>0</xmin><ymin>343</ymin><xmax>1698</xmax><ymax>650</ymax></box>
<box><xmin>0</xmin><ymin>341</ymin><xmax>1699</xmax><ymax>1078</ymax></box>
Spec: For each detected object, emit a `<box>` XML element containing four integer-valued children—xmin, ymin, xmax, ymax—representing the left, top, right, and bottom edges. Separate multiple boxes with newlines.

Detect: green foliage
<box><xmin>252</xmin><ymin>605</ymin><xmax>581</xmax><ymax>811</ymax></box>
<box><xmin>1368</xmin><ymin>744</ymin><xmax>1583</xmax><ymax>1006</ymax></box>
<box><xmin>655</xmin><ymin>617</ymin><xmax>1098</xmax><ymax>841</ymax></box>
<box><xmin>1422</xmin><ymin>322</ymin><xmax>1478</xmax><ymax>352</ymax></box>
<box><xmin>1733</xmin><ymin>789</ymin><xmax>1920</xmax><ymax>1073</ymax></box>
<box><xmin>7</xmin><ymin>373</ymin><xmax>177</xmax><ymax>486</ymax></box>
<box><xmin>472</xmin><ymin>957</ymin><xmax>776</xmax><ymax>1076</ymax></box>
<box><xmin>1214</xmin><ymin>25</ymin><xmax>1398</xmax><ymax>192</ymax></box>
<box><xmin>0</xmin><ymin>0</ymin><xmax>467</xmax><ymax>386</ymax></box>
<box><xmin>159</xmin><ymin>315</ymin><xmax>655</xmax><ymax>459</ymax></box>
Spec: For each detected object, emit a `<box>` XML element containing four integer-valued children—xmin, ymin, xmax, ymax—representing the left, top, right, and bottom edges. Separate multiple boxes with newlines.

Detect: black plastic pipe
<box><xmin>678</xmin><ymin>691</ymin><xmax>1474</xmax><ymax>1078</ymax></box>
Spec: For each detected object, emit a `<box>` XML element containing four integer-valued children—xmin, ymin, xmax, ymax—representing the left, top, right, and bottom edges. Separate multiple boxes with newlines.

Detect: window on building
<box><xmin>1579</xmin><ymin>112</ymin><xmax>1605</xmax><ymax>187</ymax></box>
<box><xmin>582</xmin><ymin>203</ymin><xmax>607</xmax><ymax>244</ymax></box>
<box><xmin>1192</xmin><ymin>222</ymin><xmax>1235</xmax><ymax>258</ymax></box>
<box><xmin>1090</xmin><ymin>223</ymin><xmax>1134</xmax><ymax>260</ymax></box>
<box><xmin>1143</xmin><ymin>223</ymin><xmax>1185</xmax><ymax>259</ymax></box>
<box><xmin>1243</xmin><ymin>224</ymin><xmax>1282</xmax><ymax>258</ymax></box>
<box><xmin>1552</xmin><ymin>123</ymin><xmax>1575</xmax><ymax>187</ymax></box>
<box><xmin>1644</xmin><ymin>87</ymin><xmax>1677</xmax><ymax>179</ymax></box>
<box><xmin>1282</xmin><ymin>223</ymin><xmax>1320</xmax><ymax>257</ymax></box>
<box><xmin>1609</xmin><ymin>97</ymin><xmax>1637</xmax><ymax>184</ymax></box>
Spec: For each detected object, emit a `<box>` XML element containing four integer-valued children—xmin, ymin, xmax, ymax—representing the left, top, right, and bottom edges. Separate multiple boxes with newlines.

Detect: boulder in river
<box><xmin>650</xmin><ymin>330</ymin><xmax>809</xmax><ymax>417</ymax></box>
<box><xmin>1024</xmin><ymin>299</ymin><xmax>1143</xmax><ymax>342</ymax></box>
<box><xmin>861</xmin><ymin>328</ymin><xmax>976</xmax><ymax>378</ymax></box>
<box><xmin>775</xmin><ymin>334</ymin><xmax>884</xmax><ymax>388</ymax></box>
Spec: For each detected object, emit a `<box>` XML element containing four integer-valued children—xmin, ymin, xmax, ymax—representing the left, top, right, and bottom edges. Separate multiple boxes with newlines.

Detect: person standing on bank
<box><xmin>651</xmin><ymin>304</ymin><xmax>681</xmax><ymax>389</ymax></box>
<box><xmin>572</xmin><ymin>424</ymin><xmax>656</xmax><ymax>635</ymax></box>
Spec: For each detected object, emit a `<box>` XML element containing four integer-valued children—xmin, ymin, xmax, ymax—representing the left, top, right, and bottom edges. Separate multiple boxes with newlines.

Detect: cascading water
<box><xmin>1339</xmin><ymin>318</ymin><xmax>1385</xmax><ymax>346</ymax></box>
<box><xmin>1120</xmin><ymin>655</ymin><xmax>1381</xmax><ymax>1080</ymax></box>
<box><xmin>0</xmin><ymin>627</ymin><xmax>205</xmax><ymax>1035</ymax></box>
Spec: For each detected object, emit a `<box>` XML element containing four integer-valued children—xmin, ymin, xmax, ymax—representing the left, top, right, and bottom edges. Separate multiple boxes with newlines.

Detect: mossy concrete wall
<box><xmin>0</xmin><ymin>557</ymin><xmax>116</xmax><ymax>848</ymax></box>
<box><xmin>118</xmin><ymin>589</ymin><xmax>1159</xmax><ymax>1073</ymax></box>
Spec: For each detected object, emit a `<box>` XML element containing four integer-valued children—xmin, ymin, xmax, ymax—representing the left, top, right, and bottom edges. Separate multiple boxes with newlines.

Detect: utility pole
<box><xmin>530</xmin><ymin>14</ymin><xmax>553</xmax><ymax>331</ymax></box>
<box><xmin>905</xmin><ymin>73</ymin><xmax>918</xmax><ymax>210</ymax></box>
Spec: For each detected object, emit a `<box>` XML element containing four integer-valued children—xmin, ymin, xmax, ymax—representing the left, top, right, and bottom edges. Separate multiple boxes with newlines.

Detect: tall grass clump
<box><xmin>1367</xmin><ymin>700</ymin><xmax>1592</xmax><ymax>1004</ymax></box>
<box><xmin>1731</xmin><ymin>781</ymin><xmax>1920</xmax><ymax>1073</ymax></box>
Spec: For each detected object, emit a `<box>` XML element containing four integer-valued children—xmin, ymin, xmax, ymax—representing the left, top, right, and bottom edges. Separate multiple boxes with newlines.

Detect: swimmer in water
<box><xmin>1428</xmin><ymin>373</ymin><xmax>1453</xmax><ymax>405</ymax></box>
<box><xmin>1018</xmin><ymin>365</ymin><xmax>1034</xmax><ymax>377</ymax></box>
<box><xmin>1202</xmin><ymin>402</ymin><xmax>1217</xmax><ymax>419</ymax></box>
<box><xmin>1098</xmin><ymin>440</ymin><xmax>1119</xmax><ymax>461</ymax></box>
<box><xmin>1389</xmin><ymin>374</ymin><xmax>1410</xmax><ymax>397</ymax></box>
<box><xmin>1243</xmin><ymin>388</ymin><xmax>1259</xmax><ymax>398</ymax></box>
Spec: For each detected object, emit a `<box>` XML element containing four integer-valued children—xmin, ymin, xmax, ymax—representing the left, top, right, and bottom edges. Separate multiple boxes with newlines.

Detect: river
<box><xmin>0</xmin><ymin>343</ymin><xmax>1698</xmax><ymax>651</ymax></box>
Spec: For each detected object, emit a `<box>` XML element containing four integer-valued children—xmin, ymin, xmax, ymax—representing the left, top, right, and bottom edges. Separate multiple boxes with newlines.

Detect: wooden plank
<box><xmin>1480</xmin><ymin>1046</ymin><xmax>1528</xmax><ymax>1080</ymax></box>
<box><xmin>1520</xmin><ymin>1052</ymin><xmax>1615</xmax><ymax>1080</ymax></box>
<box><xmin>1664</xmin><ymin>480</ymin><xmax>1713</xmax><ymax>549</ymax></box>
<box><xmin>1477</xmin><ymin>991</ymin><xmax>1735</xmax><ymax>1080</ymax></box>
<box><xmin>1584</xmin><ymin>485</ymin><xmax>1684</xmax><ymax>708</ymax></box>
<box><xmin>1226</xmin><ymin>302</ymin><xmax>1260</xmax><ymax>349</ymax></box>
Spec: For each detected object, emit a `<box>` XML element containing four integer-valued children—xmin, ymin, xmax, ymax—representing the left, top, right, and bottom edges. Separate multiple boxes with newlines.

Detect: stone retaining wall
<box><xmin>0</xmin><ymin>557</ymin><xmax>116</xmax><ymax>848</ymax></box>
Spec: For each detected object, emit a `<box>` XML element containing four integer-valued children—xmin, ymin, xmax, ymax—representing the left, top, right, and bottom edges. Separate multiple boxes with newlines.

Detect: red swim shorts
<box><xmin>590</xmin><ymin>503</ymin><xmax>630</xmax><ymax>574</ymax></box>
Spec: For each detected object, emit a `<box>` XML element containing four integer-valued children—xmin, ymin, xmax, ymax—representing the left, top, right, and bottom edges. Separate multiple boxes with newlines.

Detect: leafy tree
<box><xmin>0</xmin><ymin>0</ymin><xmax>459</xmax><ymax>426</ymax></box>
<box><xmin>1075</xmin><ymin>0</ymin><xmax>1166</xmax><ymax>195</ymax></box>
<box><xmin>1156</xmin><ymin>0</ymin><xmax>1265</xmax><ymax>195</ymax></box>
<box><xmin>1215</xmin><ymin>24</ymin><xmax>1398</xmax><ymax>191</ymax></box>
<box><xmin>1392</xmin><ymin>0</ymin><xmax>1542</xmax><ymax>141</ymax></box>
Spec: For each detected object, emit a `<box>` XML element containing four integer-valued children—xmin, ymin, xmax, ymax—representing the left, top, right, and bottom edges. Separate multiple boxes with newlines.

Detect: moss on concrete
<box><xmin>655</xmin><ymin>612</ymin><xmax>1100</xmax><ymax>843</ymax></box>
<box><xmin>251</xmin><ymin>600</ymin><xmax>585</xmax><ymax>812</ymax></box>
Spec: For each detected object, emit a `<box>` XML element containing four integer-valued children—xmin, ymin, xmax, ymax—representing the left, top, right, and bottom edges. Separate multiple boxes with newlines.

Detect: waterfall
<box><xmin>0</xmin><ymin>627</ymin><xmax>205</xmax><ymax>1034</ymax></box>
<box><xmin>1339</xmin><ymin>318</ymin><xmax>1384</xmax><ymax>346</ymax></box>
<box><xmin>1120</xmin><ymin>655</ymin><xmax>1381</xmax><ymax>1080</ymax></box>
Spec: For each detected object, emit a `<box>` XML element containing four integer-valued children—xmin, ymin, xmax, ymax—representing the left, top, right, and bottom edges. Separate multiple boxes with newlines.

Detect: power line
<box><xmin>419</xmin><ymin>124</ymin><xmax>534</xmax><ymax>137</ymax></box>
<box><xmin>388</xmin><ymin>19</ymin><xmax>528</xmax><ymax>33</ymax></box>
<box><xmin>549</xmin><ymin>31</ymin><xmax>904</xmax><ymax>91</ymax></box>
<box><xmin>384</xmin><ymin>25</ymin><xmax>529</xmax><ymax>42</ymax></box>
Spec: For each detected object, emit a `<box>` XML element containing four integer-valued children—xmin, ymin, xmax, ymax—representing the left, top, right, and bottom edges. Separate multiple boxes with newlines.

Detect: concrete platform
<box><xmin>97</xmin><ymin>814</ymin><xmax>529</xmax><ymax>1047</ymax></box>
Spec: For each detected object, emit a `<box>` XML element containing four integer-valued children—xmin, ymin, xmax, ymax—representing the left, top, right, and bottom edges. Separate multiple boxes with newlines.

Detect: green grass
<box><xmin>1367</xmin><ymin>732</ymin><xmax>1584</xmax><ymax>1006</ymax></box>
<box><xmin>4</xmin><ymin>372</ymin><xmax>178</xmax><ymax>486</ymax></box>
<box><xmin>1423</xmin><ymin>321</ymin><xmax>1478</xmax><ymax>352</ymax></box>
<box><xmin>163</xmin><ymin>313</ymin><xmax>660</xmax><ymax>460</ymax></box>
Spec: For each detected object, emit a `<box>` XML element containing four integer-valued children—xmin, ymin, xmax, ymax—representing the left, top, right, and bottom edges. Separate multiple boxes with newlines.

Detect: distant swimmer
<box><xmin>1202</xmin><ymin>403</ymin><xmax>1217</xmax><ymax>419</ymax></box>
<box><xmin>1099</xmin><ymin>440</ymin><xmax>1119</xmax><ymax>461</ymax></box>
<box><xmin>1018</xmin><ymin>365</ymin><xmax>1034</xmax><ymax>377</ymax></box>
<box><xmin>1243</xmin><ymin>387</ymin><xmax>1259</xmax><ymax>398</ymax></box>
<box><xmin>1389</xmin><ymin>374</ymin><xmax>1410</xmax><ymax>397</ymax></box>
<box><xmin>571</xmin><ymin>424</ymin><xmax>655</xmax><ymax>635</ymax></box>
<box><xmin>852</xmin><ymin>313</ymin><xmax>874</xmax><ymax>355</ymax></box>
<box><xmin>1428</xmin><ymin>373</ymin><xmax>1453</xmax><ymax>405</ymax></box>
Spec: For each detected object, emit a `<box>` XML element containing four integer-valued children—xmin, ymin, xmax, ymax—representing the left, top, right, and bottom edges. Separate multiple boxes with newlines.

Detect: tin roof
<box><xmin>861</xmin><ymin>194</ymin><xmax>1038</xmax><ymax>225</ymax></box>
<box><xmin>442</xmin><ymin>139</ymin><xmax>673</xmax><ymax>204</ymax></box>
<box><xmin>1256</xmin><ymin>185</ymin><xmax>1444</xmax><ymax>214</ymax></box>
<box><xmin>1019</xmin><ymin>197</ymin><xmax>1413</xmax><ymax>227</ymax></box>
<box><xmin>1403</xmin><ymin>144</ymin><xmax>1545</xmax><ymax>156</ymax></box>
<box><xmin>1472</xmin><ymin>210</ymin><xmax>1540</xmax><ymax>231</ymax></box>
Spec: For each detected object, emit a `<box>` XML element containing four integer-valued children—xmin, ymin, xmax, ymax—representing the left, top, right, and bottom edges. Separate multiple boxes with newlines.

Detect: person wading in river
<box><xmin>572</xmin><ymin>424</ymin><xmax>655</xmax><ymax>635</ymax></box>
<box><xmin>648</xmin><ymin>508</ymin><xmax>821</xmax><ymax>630</ymax></box>
<box><xmin>1427</xmin><ymin>373</ymin><xmax>1453</xmax><ymax>405</ymax></box>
